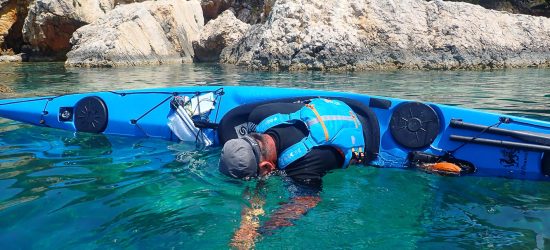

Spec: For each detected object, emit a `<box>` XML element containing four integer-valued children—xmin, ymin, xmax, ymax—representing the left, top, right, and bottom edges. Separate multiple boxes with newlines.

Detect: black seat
<box><xmin>218</xmin><ymin>96</ymin><xmax>381</xmax><ymax>163</ymax></box>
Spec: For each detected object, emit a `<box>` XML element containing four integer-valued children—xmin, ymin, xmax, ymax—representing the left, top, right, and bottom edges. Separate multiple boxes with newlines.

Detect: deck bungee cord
<box><xmin>169</xmin><ymin>91</ymin><xmax>224</xmax><ymax>147</ymax></box>
<box><xmin>447</xmin><ymin>119</ymin><xmax>505</xmax><ymax>155</ymax></box>
<box><xmin>127</xmin><ymin>88</ymin><xmax>225</xmax><ymax>139</ymax></box>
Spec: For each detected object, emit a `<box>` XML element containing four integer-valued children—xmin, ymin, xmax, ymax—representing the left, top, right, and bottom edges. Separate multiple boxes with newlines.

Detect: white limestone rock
<box><xmin>66</xmin><ymin>0</ymin><xmax>204</xmax><ymax>67</ymax></box>
<box><xmin>0</xmin><ymin>53</ymin><xmax>22</xmax><ymax>63</ymax></box>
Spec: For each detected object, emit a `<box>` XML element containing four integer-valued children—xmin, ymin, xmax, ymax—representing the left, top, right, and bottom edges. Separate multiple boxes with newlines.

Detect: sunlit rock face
<box><xmin>193</xmin><ymin>10</ymin><xmax>250</xmax><ymax>62</ymax></box>
<box><xmin>0</xmin><ymin>1</ymin><xmax>17</xmax><ymax>47</ymax></box>
<box><xmin>21</xmin><ymin>0</ymin><xmax>117</xmax><ymax>59</ymax></box>
<box><xmin>221</xmin><ymin>0</ymin><xmax>550</xmax><ymax>71</ymax></box>
<box><xmin>66</xmin><ymin>0</ymin><xmax>204</xmax><ymax>67</ymax></box>
<box><xmin>0</xmin><ymin>0</ymin><xmax>31</xmax><ymax>53</ymax></box>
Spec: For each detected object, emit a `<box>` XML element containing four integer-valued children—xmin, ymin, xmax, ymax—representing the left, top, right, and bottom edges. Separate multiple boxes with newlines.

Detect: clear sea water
<box><xmin>0</xmin><ymin>63</ymin><xmax>549</xmax><ymax>249</ymax></box>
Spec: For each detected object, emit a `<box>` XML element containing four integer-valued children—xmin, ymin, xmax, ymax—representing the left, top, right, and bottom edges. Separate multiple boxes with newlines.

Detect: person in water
<box><xmin>218</xmin><ymin>98</ymin><xmax>370</xmax><ymax>248</ymax></box>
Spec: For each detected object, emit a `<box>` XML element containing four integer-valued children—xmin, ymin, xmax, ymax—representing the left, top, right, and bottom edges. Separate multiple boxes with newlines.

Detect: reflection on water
<box><xmin>0</xmin><ymin>63</ymin><xmax>549</xmax><ymax>249</ymax></box>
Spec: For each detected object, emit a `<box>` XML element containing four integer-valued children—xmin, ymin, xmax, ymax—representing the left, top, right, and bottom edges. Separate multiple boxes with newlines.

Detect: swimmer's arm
<box><xmin>231</xmin><ymin>195</ymin><xmax>265</xmax><ymax>249</ymax></box>
<box><xmin>260</xmin><ymin>196</ymin><xmax>321</xmax><ymax>235</ymax></box>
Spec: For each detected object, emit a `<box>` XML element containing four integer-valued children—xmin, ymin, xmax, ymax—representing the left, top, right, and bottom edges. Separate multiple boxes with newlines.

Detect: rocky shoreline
<box><xmin>0</xmin><ymin>0</ymin><xmax>549</xmax><ymax>70</ymax></box>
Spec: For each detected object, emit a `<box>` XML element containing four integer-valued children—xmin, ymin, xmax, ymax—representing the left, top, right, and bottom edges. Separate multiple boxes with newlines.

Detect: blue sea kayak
<box><xmin>0</xmin><ymin>86</ymin><xmax>549</xmax><ymax>180</ymax></box>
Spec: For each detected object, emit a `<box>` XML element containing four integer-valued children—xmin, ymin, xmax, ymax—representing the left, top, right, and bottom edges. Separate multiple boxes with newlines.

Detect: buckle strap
<box><xmin>256</xmin><ymin>113</ymin><xmax>291</xmax><ymax>133</ymax></box>
<box><xmin>278</xmin><ymin>137</ymin><xmax>316</xmax><ymax>168</ymax></box>
<box><xmin>351</xmin><ymin>147</ymin><xmax>366</xmax><ymax>164</ymax></box>
<box><xmin>256</xmin><ymin>111</ymin><xmax>302</xmax><ymax>133</ymax></box>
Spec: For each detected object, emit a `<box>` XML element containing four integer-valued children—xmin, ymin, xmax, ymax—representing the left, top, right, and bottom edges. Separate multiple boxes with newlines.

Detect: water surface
<box><xmin>0</xmin><ymin>63</ymin><xmax>549</xmax><ymax>249</ymax></box>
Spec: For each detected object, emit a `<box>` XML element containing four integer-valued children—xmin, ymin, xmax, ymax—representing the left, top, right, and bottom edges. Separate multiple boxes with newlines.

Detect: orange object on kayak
<box><xmin>432</xmin><ymin>161</ymin><xmax>462</xmax><ymax>174</ymax></box>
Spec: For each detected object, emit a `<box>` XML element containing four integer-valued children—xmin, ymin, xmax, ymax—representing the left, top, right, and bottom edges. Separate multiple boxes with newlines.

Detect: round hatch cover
<box><xmin>74</xmin><ymin>96</ymin><xmax>108</xmax><ymax>133</ymax></box>
<box><xmin>390</xmin><ymin>102</ymin><xmax>440</xmax><ymax>149</ymax></box>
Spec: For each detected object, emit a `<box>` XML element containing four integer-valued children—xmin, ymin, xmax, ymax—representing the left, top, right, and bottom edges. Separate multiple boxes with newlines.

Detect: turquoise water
<box><xmin>0</xmin><ymin>63</ymin><xmax>549</xmax><ymax>249</ymax></box>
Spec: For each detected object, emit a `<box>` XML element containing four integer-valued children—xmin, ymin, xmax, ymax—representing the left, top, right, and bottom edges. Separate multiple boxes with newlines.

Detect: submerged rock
<box><xmin>66</xmin><ymin>0</ymin><xmax>204</xmax><ymax>67</ymax></box>
<box><xmin>193</xmin><ymin>10</ymin><xmax>250</xmax><ymax>62</ymax></box>
<box><xmin>22</xmin><ymin>0</ymin><xmax>115</xmax><ymax>59</ymax></box>
<box><xmin>221</xmin><ymin>0</ymin><xmax>550</xmax><ymax>70</ymax></box>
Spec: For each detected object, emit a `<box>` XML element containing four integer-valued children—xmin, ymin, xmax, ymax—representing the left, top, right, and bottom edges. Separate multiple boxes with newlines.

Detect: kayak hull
<box><xmin>1</xmin><ymin>86</ymin><xmax>549</xmax><ymax>180</ymax></box>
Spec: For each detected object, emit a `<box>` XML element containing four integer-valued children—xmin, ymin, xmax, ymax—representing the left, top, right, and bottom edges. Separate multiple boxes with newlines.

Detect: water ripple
<box><xmin>0</xmin><ymin>63</ymin><xmax>549</xmax><ymax>248</ymax></box>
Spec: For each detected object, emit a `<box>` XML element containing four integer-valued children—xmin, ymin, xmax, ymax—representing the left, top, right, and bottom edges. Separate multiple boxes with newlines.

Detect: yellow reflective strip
<box><xmin>306</xmin><ymin>104</ymin><xmax>329</xmax><ymax>141</ymax></box>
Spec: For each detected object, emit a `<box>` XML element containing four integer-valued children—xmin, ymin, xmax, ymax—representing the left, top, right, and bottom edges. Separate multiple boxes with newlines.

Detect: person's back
<box><xmin>248</xmin><ymin>102</ymin><xmax>344</xmax><ymax>191</ymax></box>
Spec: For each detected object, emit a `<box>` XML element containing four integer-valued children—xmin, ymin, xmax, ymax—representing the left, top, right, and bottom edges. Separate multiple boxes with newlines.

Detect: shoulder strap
<box><xmin>277</xmin><ymin>136</ymin><xmax>316</xmax><ymax>168</ymax></box>
<box><xmin>256</xmin><ymin>110</ymin><xmax>302</xmax><ymax>133</ymax></box>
